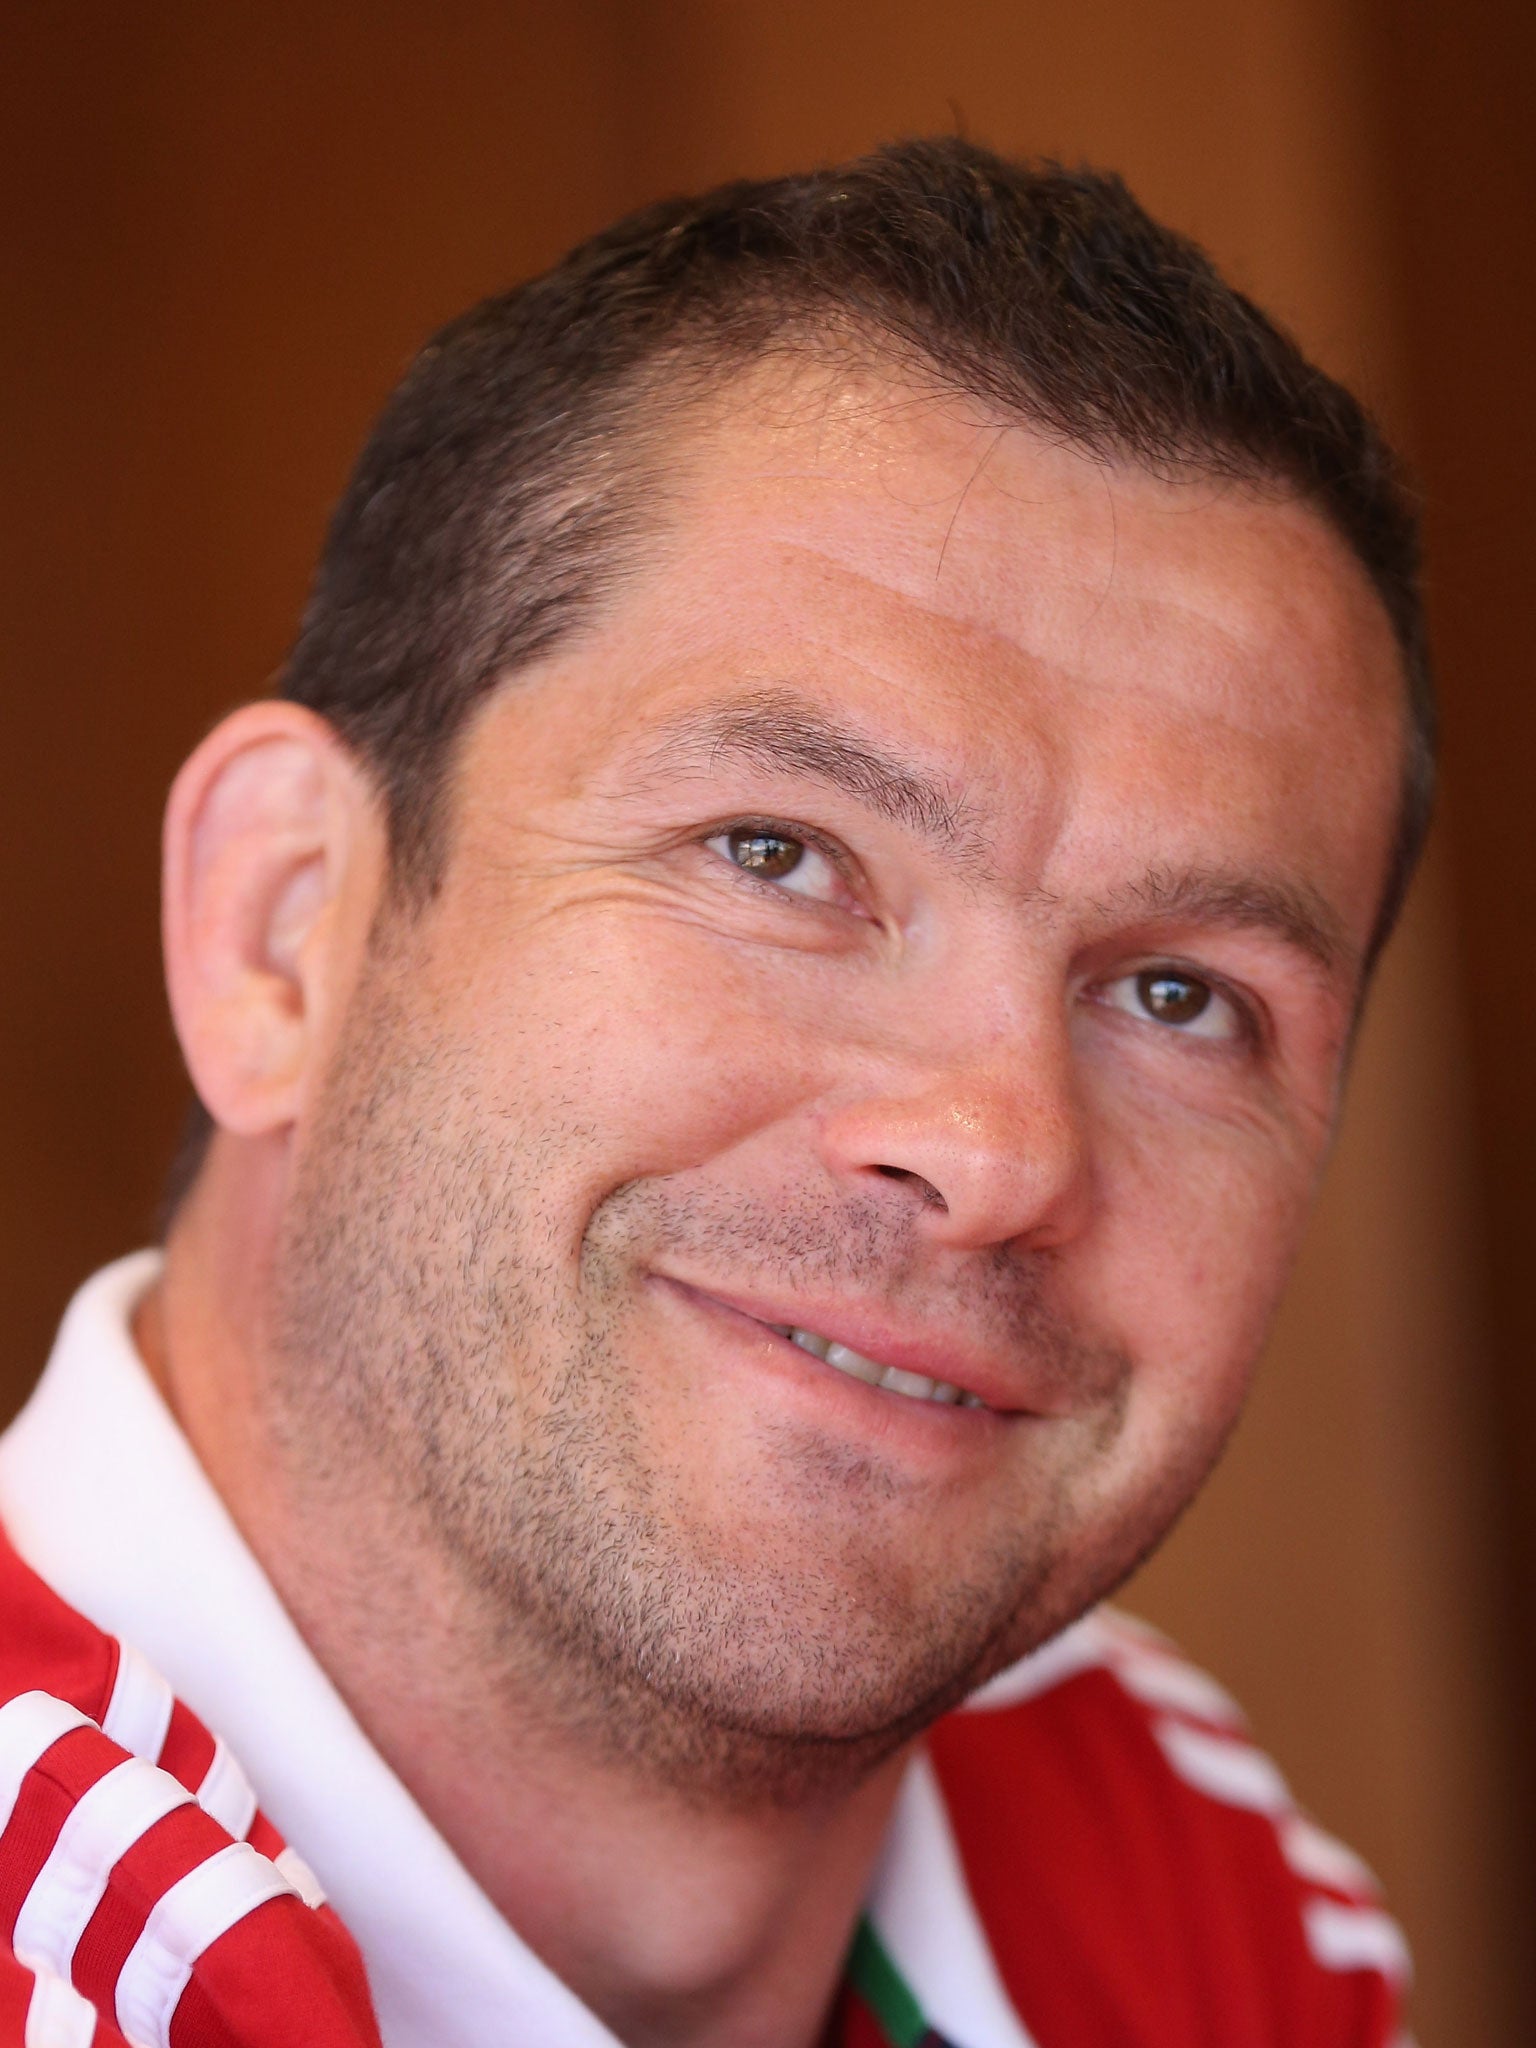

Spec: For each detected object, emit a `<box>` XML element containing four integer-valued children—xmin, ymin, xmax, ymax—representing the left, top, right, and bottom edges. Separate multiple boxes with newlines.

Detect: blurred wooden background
<box><xmin>2</xmin><ymin>5</ymin><xmax>1532</xmax><ymax>2040</ymax></box>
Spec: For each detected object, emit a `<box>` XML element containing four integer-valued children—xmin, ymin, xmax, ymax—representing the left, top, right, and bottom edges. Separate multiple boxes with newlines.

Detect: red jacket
<box><xmin>0</xmin><ymin>1527</ymin><xmax>1406</xmax><ymax>2048</ymax></box>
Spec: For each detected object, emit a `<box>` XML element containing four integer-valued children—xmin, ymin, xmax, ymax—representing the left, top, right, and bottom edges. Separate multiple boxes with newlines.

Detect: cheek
<box><xmin>433</xmin><ymin>903</ymin><xmax>832</xmax><ymax>1190</ymax></box>
<box><xmin>1073</xmin><ymin>1094</ymin><xmax>1322</xmax><ymax>1426</ymax></box>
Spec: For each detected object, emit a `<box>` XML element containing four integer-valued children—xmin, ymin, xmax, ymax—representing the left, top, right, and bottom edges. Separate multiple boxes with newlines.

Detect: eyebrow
<box><xmin>1106</xmin><ymin>865</ymin><xmax>1354</xmax><ymax>980</ymax></box>
<box><xmin>627</xmin><ymin>688</ymin><xmax>1354</xmax><ymax>978</ymax></box>
<box><xmin>633</xmin><ymin>686</ymin><xmax>983</xmax><ymax>854</ymax></box>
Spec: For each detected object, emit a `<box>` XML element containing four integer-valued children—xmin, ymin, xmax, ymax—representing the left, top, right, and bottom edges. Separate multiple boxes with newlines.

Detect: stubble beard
<box><xmin>268</xmin><ymin>956</ymin><xmax>1196</xmax><ymax>1808</ymax></box>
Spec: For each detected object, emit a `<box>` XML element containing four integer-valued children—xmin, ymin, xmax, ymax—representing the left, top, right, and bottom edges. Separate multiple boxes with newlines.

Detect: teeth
<box><xmin>786</xmin><ymin>1329</ymin><xmax>981</xmax><ymax>1408</ymax></box>
<box><xmin>823</xmin><ymin>1340</ymin><xmax>885</xmax><ymax>1386</ymax></box>
<box><xmin>879</xmin><ymin>1364</ymin><xmax>940</xmax><ymax>1400</ymax></box>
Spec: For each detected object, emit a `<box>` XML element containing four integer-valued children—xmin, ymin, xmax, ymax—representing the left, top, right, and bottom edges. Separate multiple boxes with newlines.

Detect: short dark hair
<box><xmin>166</xmin><ymin>139</ymin><xmax>1432</xmax><ymax>1211</ymax></box>
<box><xmin>284</xmin><ymin>137</ymin><xmax>1431</xmax><ymax>921</ymax></box>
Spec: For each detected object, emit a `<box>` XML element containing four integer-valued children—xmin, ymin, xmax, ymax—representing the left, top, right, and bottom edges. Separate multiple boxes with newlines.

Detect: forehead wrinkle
<box><xmin>629</xmin><ymin>685</ymin><xmax>997</xmax><ymax>875</ymax></box>
<box><xmin>1101</xmin><ymin>864</ymin><xmax>1354</xmax><ymax>980</ymax></box>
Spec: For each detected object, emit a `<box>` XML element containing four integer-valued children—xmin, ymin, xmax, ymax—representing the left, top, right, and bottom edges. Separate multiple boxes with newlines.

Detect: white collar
<box><xmin>0</xmin><ymin>1256</ymin><xmax>1071</xmax><ymax>2048</ymax></box>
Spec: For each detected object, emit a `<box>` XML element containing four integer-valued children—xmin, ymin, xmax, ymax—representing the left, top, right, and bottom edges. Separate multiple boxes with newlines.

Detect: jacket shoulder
<box><xmin>0</xmin><ymin>1531</ymin><xmax>117</xmax><ymax>1727</ymax></box>
<box><xmin>0</xmin><ymin>1526</ymin><xmax>381</xmax><ymax>2048</ymax></box>
<box><xmin>927</xmin><ymin>1611</ymin><xmax>1411</xmax><ymax>2048</ymax></box>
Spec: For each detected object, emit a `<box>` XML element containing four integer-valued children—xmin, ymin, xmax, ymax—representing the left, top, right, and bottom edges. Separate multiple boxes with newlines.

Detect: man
<box><xmin>0</xmin><ymin>139</ymin><xmax>1426</xmax><ymax>2047</ymax></box>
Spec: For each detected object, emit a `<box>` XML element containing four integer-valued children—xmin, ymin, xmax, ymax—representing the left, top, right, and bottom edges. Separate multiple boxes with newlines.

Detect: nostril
<box><xmin>874</xmin><ymin>1163</ymin><xmax>948</xmax><ymax>1210</ymax></box>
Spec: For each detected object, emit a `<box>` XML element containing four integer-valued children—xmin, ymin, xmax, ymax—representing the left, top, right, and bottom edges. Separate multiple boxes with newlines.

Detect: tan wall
<box><xmin>3</xmin><ymin>7</ymin><xmax>1529</xmax><ymax>2041</ymax></box>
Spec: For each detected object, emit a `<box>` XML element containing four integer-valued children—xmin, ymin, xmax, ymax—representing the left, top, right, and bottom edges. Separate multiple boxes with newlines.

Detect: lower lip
<box><xmin>651</xmin><ymin>1277</ymin><xmax>1007</xmax><ymax>1456</ymax></box>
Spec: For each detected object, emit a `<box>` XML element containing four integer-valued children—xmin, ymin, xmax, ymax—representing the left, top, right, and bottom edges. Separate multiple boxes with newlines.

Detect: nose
<box><xmin>815</xmin><ymin>1029</ymin><xmax>1090</xmax><ymax>1251</ymax></box>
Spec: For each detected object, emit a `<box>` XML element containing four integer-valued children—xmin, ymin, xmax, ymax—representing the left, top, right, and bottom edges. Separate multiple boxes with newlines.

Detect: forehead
<box><xmin>476</xmin><ymin>364</ymin><xmax>1407</xmax><ymax>939</ymax></box>
<box><xmin>651</xmin><ymin>363</ymin><xmax>1400</xmax><ymax>726</ymax></box>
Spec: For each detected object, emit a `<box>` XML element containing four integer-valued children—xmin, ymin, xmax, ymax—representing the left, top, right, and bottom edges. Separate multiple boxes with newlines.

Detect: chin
<box><xmin>521</xmin><ymin>1527</ymin><xmax>1081</xmax><ymax>1808</ymax></box>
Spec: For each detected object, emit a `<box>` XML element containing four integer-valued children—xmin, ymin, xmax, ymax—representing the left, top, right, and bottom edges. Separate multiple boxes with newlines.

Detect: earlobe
<box><xmin>162</xmin><ymin>702</ymin><xmax>382</xmax><ymax>1140</ymax></box>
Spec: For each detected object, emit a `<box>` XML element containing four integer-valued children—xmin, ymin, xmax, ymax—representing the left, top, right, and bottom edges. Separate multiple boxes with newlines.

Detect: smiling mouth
<box><xmin>765</xmin><ymin>1323</ymin><xmax>987</xmax><ymax>1408</ymax></box>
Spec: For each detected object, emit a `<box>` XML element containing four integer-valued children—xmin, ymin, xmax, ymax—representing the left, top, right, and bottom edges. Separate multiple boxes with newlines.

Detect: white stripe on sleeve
<box><xmin>1111</xmin><ymin>1649</ymin><xmax>1245</xmax><ymax>1727</ymax></box>
<box><xmin>273</xmin><ymin>1845</ymin><xmax>327</xmax><ymax>1909</ymax></box>
<box><xmin>114</xmin><ymin>1840</ymin><xmax>296</xmax><ymax>2048</ymax></box>
<box><xmin>193</xmin><ymin>1739</ymin><xmax>257</xmax><ymax>1842</ymax></box>
<box><xmin>0</xmin><ymin>1694</ymin><xmax>92</xmax><ymax>1836</ymax></box>
<box><xmin>101</xmin><ymin>1645</ymin><xmax>174</xmax><ymax>1766</ymax></box>
<box><xmin>12</xmin><ymin>1756</ymin><xmax>191</xmax><ymax>1982</ymax></box>
<box><xmin>1303</xmin><ymin>1898</ymin><xmax>1413</xmax><ymax>1984</ymax></box>
<box><xmin>23</xmin><ymin>1966</ymin><xmax>98</xmax><ymax>2048</ymax></box>
<box><xmin>1279</xmin><ymin>1813</ymin><xmax>1380</xmax><ymax>1895</ymax></box>
<box><xmin>1152</xmin><ymin>1718</ymin><xmax>1291</xmax><ymax>1814</ymax></box>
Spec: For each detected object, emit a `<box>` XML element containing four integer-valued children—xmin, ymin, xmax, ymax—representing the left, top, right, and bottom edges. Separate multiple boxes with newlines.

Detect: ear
<box><xmin>162</xmin><ymin>702</ymin><xmax>386</xmax><ymax>1138</ymax></box>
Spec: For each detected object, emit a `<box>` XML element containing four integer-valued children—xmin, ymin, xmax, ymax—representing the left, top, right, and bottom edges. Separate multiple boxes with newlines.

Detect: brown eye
<box><xmin>705</xmin><ymin>824</ymin><xmax>850</xmax><ymax>908</ymax></box>
<box><xmin>725</xmin><ymin>829</ymin><xmax>805</xmax><ymax>880</ymax></box>
<box><xmin>1136</xmin><ymin>970</ymin><xmax>1211</xmax><ymax>1026</ymax></box>
<box><xmin>1097</xmin><ymin>965</ymin><xmax>1243</xmax><ymax>1041</ymax></box>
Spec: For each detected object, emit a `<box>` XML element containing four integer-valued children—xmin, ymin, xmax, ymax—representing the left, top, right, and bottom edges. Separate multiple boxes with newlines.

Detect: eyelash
<box><xmin>701</xmin><ymin>816</ymin><xmax>861</xmax><ymax>900</ymax></box>
<box><xmin>1091</xmin><ymin>962</ymin><xmax>1266</xmax><ymax>1053</ymax></box>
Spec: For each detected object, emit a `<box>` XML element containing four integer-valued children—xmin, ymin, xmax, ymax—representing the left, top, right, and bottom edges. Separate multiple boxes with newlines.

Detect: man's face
<box><xmin>274</xmin><ymin>369</ymin><xmax>1406</xmax><ymax>1788</ymax></box>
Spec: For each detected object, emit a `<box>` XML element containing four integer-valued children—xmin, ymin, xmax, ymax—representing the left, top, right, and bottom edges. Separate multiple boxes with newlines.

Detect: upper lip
<box><xmin>655</xmin><ymin>1275</ymin><xmax>1057</xmax><ymax>1415</ymax></box>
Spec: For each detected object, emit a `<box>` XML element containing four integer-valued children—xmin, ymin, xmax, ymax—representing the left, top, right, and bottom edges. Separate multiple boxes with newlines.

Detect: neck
<box><xmin>142</xmin><ymin>1173</ymin><xmax>906</xmax><ymax>2048</ymax></box>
